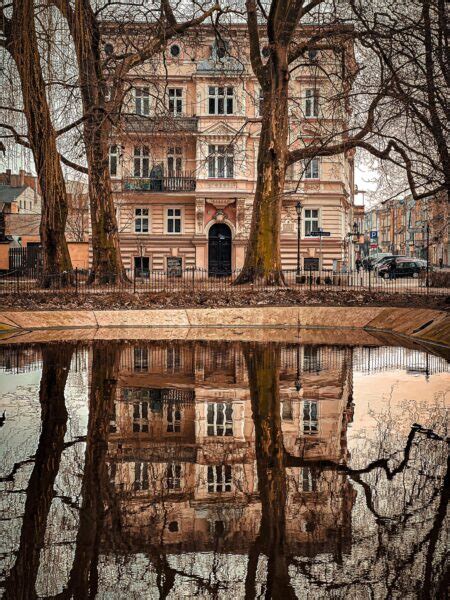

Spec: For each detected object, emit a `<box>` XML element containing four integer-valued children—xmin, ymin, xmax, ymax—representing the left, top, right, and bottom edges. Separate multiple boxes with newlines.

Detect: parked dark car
<box><xmin>378</xmin><ymin>258</ymin><xmax>426</xmax><ymax>279</ymax></box>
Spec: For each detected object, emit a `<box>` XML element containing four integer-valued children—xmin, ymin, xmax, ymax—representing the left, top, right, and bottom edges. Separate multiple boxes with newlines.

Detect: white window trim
<box><xmin>303</xmin><ymin>208</ymin><xmax>321</xmax><ymax>237</ymax></box>
<box><xmin>303</xmin><ymin>158</ymin><xmax>320</xmax><ymax>180</ymax></box>
<box><xmin>168</xmin><ymin>87</ymin><xmax>184</xmax><ymax>116</ymax></box>
<box><xmin>304</xmin><ymin>88</ymin><xmax>320</xmax><ymax>118</ymax></box>
<box><xmin>207</xmin><ymin>464</ymin><xmax>233</xmax><ymax>493</ymax></box>
<box><xmin>207</xmin><ymin>144</ymin><xmax>234</xmax><ymax>179</ymax></box>
<box><xmin>302</xmin><ymin>399</ymin><xmax>319</xmax><ymax>435</ymax></box>
<box><xmin>134</xmin><ymin>206</ymin><xmax>151</xmax><ymax>234</ymax></box>
<box><xmin>207</xmin><ymin>402</ymin><xmax>233</xmax><ymax>437</ymax></box>
<box><xmin>134</xmin><ymin>86</ymin><xmax>150</xmax><ymax>116</ymax></box>
<box><xmin>165</xmin><ymin>206</ymin><xmax>184</xmax><ymax>234</ymax></box>
<box><xmin>208</xmin><ymin>86</ymin><xmax>235</xmax><ymax>115</ymax></box>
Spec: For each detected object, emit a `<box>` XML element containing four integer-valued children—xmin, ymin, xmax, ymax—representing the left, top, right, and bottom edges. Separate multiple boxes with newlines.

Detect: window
<box><xmin>304</xmin><ymin>158</ymin><xmax>319</xmax><ymax>179</ymax></box>
<box><xmin>134</xmin><ymin>461</ymin><xmax>149</xmax><ymax>491</ymax></box>
<box><xmin>305</xmin><ymin>88</ymin><xmax>319</xmax><ymax>117</ymax></box>
<box><xmin>302</xmin><ymin>467</ymin><xmax>318</xmax><ymax>492</ymax></box>
<box><xmin>282</xmin><ymin>399</ymin><xmax>293</xmax><ymax>421</ymax></box>
<box><xmin>208</xmin><ymin>86</ymin><xmax>234</xmax><ymax>115</ymax></box>
<box><xmin>303</xmin><ymin>346</ymin><xmax>321</xmax><ymax>372</ymax></box>
<box><xmin>167</xmin><ymin>402</ymin><xmax>182</xmax><ymax>433</ymax></box>
<box><xmin>168</xmin><ymin>88</ymin><xmax>183</xmax><ymax>115</ymax></box>
<box><xmin>167</xmin><ymin>147</ymin><xmax>183</xmax><ymax>176</ymax></box>
<box><xmin>207</xmin><ymin>465</ymin><xmax>232</xmax><ymax>493</ymax></box>
<box><xmin>133</xmin><ymin>401</ymin><xmax>149</xmax><ymax>432</ymax></box>
<box><xmin>304</xmin><ymin>209</ymin><xmax>319</xmax><ymax>236</ymax></box>
<box><xmin>134</xmin><ymin>347</ymin><xmax>148</xmax><ymax>372</ymax></box>
<box><xmin>170</xmin><ymin>44</ymin><xmax>180</xmax><ymax>58</ymax></box>
<box><xmin>166</xmin><ymin>346</ymin><xmax>181</xmax><ymax>372</ymax></box>
<box><xmin>104</xmin><ymin>42</ymin><xmax>114</xmax><ymax>55</ymax></box>
<box><xmin>109</xmin><ymin>145</ymin><xmax>119</xmax><ymax>176</ymax></box>
<box><xmin>134</xmin><ymin>256</ymin><xmax>150</xmax><ymax>276</ymax></box>
<box><xmin>134</xmin><ymin>208</ymin><xmax>149</xmax><ymax>233</ymax></box>
<box><xmin>166</xmin><ymin>207</ymin><xmax>182</xmax><ymax>234</ymax></box>
<box><xmin>308</xmin><ymin>49</ymin><xmax>318</xmax><ymax>61</ymax></box>
<box><xmin>207</xmin><ymin>402</ymin><xmax>233</xmax><ymax>436</ymax></box>
<box><xmin>135</xmin><ymin>87</ymin><xmax>150</xmax><ymax>116</ymax></box>
<box><xmin>208</xmin><ymin>144</ymin><xmax>234</xmax><ymax>178</ymax></box>
<box><xmin>303</xmin><ymin>400</ymin><xmax>318</xmax><ymax>434</ymax></box>
<box><xmin>166</xmin><ymin>463</ymin><xmax>182</xmax><ymax>489</ymax></box>
<box><xmin>134</xmin><ymin>146</ymin><xmax>149</xmax><ymax>177</ymax></box>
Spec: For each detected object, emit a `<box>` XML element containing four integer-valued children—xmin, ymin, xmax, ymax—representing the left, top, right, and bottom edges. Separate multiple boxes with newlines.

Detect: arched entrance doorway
<box><xmin>208</xmin><ymin>223</ymin><xmax>232</xmax><ymax>277</ymax></box>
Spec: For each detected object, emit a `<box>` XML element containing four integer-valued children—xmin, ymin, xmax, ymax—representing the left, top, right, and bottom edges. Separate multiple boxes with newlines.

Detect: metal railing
<box><xmin>123</xmin><ymin>174</ymin><xmax>196</xmax><ymax>192</ymax></box>
<box><xmin>0</xmin><ymin>267</ymin><xmax>448</xmax><ymax>295</ymax></box>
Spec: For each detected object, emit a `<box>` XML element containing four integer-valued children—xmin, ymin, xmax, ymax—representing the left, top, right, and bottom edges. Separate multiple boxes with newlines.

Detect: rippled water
<box><xmin>0</xmin><ymin>339</ymin><xmax>448</xmax><ymax>599</ymax></box>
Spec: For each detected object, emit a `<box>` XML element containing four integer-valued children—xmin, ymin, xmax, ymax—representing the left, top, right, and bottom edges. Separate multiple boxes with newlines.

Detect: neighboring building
<box><xmin>105</xmin><ymin>24</ymin><xmax>357</xmax><ymax>275</ymax></box>
<box><xmin>0</xmin><ymin>170</ymin><xmax>89</xmax><ymax>270</ymax></box>
<box><xmin>362</xmin><ymin>191</ymin><xmax>449</xmax><ymax>265</ymax></box>
<box><xmin>104</xmin><ymin>342</ymin><xmax>355</xmax><ymax>562</ymax></box>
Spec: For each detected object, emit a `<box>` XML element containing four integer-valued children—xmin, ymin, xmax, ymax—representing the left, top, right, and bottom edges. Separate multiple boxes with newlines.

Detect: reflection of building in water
<box><xmin>106</xmin><ymin>342</ymin><xmax>356</xmax><ymax>558</ymax></box>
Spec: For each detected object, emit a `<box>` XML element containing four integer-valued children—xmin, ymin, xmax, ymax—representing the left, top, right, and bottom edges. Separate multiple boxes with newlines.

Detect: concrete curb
<box><xmin>0</xmin><ymin>306</ymin><xmax>448</xmax><ymax>348</ymax></box>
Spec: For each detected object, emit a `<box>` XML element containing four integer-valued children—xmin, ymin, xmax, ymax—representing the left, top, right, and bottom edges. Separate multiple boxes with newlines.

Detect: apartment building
<box><xmin>106</xmin><ymin>25</ymin><xmax>356</xmax><ymax>275</ymax></box>
<box><xmin>105</xmin><ymin>342</ymin><xmax>355</xmax><ymax>563</ymax></box>
<box><xmin>363</xmin><ymin>191</ymin><xmax>449</xmax><ymax>265</ymax></box>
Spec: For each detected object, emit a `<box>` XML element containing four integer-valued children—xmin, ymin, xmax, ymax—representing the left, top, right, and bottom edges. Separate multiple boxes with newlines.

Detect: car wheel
<box><xmin>383</xmin><ymin>272</ymin><xmax>390</xmax><ymax>280</ymax></box>
<box><xmin>412</xmin><ymin>272</ymin><xmax>419</xmax><ymax>279</ymax></box>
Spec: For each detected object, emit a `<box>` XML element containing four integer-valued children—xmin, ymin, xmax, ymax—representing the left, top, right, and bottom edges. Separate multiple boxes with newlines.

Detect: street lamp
<box><xmin>346</xmin><ymin>222</ymin><xmax>360</xmax><ymax>269</ymax></box>
<box><xmin>296</xmin><ymin>200</ymin><xmax>303</xmax><ymax>281</ymax></box>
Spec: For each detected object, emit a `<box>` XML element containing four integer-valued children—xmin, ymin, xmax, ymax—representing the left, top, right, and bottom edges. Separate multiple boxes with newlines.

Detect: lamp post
<box><xmin>424</xmin><ymin>222</ymin><xmax>430</xmax><ymax>288</ymax></box>
<box><xmin>346</xmin><ymin>222</ymin><xmax>360</xmax><ymax>270</ymax></box>
<box><xmin>295</xmin><ymin>344</ymin><xmax>302</xmax><ymax>393</ymax></box>
<box><xmin>296</xmin><ymin>200</ymin><xmax>303</xmax><ymax>282</ymax></box>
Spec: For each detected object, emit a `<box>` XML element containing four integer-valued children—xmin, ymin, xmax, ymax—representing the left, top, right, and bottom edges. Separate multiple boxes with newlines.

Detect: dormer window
<box><xmin>212</xmin><ymin>39</ymin><xmax>228</xmax><ymax>60</ymax></box>
<box><xmin>308</xmin><ymin>49</ymin><xmax>318</xmax><ymax>61</ymax></box>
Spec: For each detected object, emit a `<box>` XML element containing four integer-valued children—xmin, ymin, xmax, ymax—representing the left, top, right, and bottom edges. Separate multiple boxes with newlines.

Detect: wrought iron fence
<box><xmin>0</xmin><ymin>266</ymin><xmax>448</xmax><ymax>295</ymax></box>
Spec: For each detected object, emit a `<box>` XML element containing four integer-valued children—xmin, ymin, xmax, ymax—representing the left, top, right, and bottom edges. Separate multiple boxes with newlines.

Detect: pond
<box><xmin>0</xmin><ymin>338</ymin><xmax>448</xmax><ymax>599</ymax></box>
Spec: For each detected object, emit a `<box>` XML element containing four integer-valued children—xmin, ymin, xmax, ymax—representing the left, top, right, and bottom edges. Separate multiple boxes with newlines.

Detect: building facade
<box><xmin>106</xmin><ymin>25</ymin><xmax>357</xmax><ymax>275</ymax></box>
<box><xmin>363</xmin><ymin>191</ymin><xmax>449</xmax><ymax>265</ymax></box>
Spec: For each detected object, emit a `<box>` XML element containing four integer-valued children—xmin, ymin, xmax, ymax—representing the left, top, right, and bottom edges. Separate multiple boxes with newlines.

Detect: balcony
<box><xmin>123</xmin><ymin>174</ymin><xmax>196</xmax><ymax>193</ymax></box>
<box><xmin>122</xmin><ymin>113</ymin><xmax>198</xmax><ymax>134</ymax></box>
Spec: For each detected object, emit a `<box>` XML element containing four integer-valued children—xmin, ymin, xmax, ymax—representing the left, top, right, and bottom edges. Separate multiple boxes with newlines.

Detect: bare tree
<box><xmin>0</xmin><ymin>0</ymin><xmax>73</xmax><ymax>286</ymax></box>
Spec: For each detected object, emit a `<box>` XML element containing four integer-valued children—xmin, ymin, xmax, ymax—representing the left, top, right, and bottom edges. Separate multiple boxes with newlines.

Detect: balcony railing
<box><xmin>123</xmin><ymin>174</ymin><xmax>196</xmax><ymax>193</ymax></box>
<box><xmin>122</xmin><ymin>113</ymin><xmax>198</xmax><ymax>133</ymax></box>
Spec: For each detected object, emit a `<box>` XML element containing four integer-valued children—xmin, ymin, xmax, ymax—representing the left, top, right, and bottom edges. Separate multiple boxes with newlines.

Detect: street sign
<box><xmin>370</xmin><ymin>230</ymin><xmax>378</xmax><ymax>240</ymax></box>
<box><xmin>308</xmin><ymin>231</ymin><xmax>331</xmax><ymax>237</ymax></box>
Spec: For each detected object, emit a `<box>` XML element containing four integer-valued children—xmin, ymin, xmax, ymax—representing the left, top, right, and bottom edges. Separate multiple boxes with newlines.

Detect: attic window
<box><xmin>104</xmin><ymin>43</ymin><xmax>114</xmax><ymax>56</ymax></box>
<box><xmin>262</xmin><ymin>46</ymin><xmax>270</xmax><ymax>58</ymax></box>
<box><xmin>213</xmin><ymin>39</ymin><xmax>227</xmax><ymax>60</ymax></box>
<box><xmin>308</xmin><ymin>49</ymin><xmax>318</xmax><ymax>61</ymax></box>
<box><xmin>170</xmin><ymin>44</ymin><xmax>180</xmax><ymax>58</ymax></box>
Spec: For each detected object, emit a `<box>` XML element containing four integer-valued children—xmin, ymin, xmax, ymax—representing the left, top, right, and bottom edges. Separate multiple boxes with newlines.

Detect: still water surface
<box><xmin>0</xmin><ymin>340</ymin><xmax>448</xmax><ymax>599</ymax></box>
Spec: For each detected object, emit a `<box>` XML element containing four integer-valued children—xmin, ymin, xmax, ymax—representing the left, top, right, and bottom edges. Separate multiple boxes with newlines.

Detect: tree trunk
<box><xmin>62</xmin><ymin>341</ymin><xmax>121</xmax><ymax>599</ymax></box>
<box><xmin>72</xmin><ymin>0</ymin><xmax>126</xmax><ymax>284</ymax></box>
<box><xmin>235</xmin><ymin>53</ymin><xmax>289</xmax><ymax>285</ymax></box>
<box><xmin>84</xmin><ymin>118</ymin><xmax>126</xmax><ymax>284</ymax></box>
<box><xmin>3</xmin><ymin>344</ymin><xmax>73</xmax><ymax>600</ymax></box>
<box><xmin>244</xmin><ymin>342</ymin><xmax>296</xmax><ymax>599</ymax></box>
<box><xmin>8</xmin><ymin>0</ymin><xmax>73</xmax><ymax>288</ymax></box>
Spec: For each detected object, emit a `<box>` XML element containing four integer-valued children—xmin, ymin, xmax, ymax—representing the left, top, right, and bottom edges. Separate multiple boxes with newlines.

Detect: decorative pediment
<box><xmin>200</xmin><ymin>121</ymin><xmax>239</xmax><ymax>138</ymax></box>
<box><xmin>207</xmin><ymin>198</ymin><xmax>235</xmax><ymax>209</ymax></box>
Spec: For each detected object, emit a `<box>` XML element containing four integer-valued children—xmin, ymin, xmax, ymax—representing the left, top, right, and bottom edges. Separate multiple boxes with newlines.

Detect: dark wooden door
<box><xmin>208</xmin><ymin>223</ymin><xmax>232</xmax><ymax>277</ymax></box>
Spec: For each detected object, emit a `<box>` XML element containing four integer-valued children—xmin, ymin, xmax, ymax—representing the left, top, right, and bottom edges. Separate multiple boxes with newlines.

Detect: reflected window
<box><xmin>133</xmin><ymin>401</ymin><xmax>149</xmax><ymax>432</ymax></box>
<box><xmin>207</xmin><ymin>402</ymin><xmax>233</xmax><ymax>436</ymax></box>
<box><xmin>134</xmin><ymin>347</ymin><xmax>148</xmax><ymax>372</ymax></box>
<box><xmin>109</xmin><ymin>401</ymin><xmax>117</xmax><ymax>433</ymax></box>
<box><xmin>167</xmin><ymin>402</ymin><xmax>182</xmax><ymax>433</ymax></box>
<box><xmin>303</xmin><ymin>346</ymin><xmax>321</xmax><ymax>372</ymax></box>
<box><xmin>108</xmin><ymin>462</ymin><xmax>117</xmax><ymax>485</ymax></box>
<box><xmin>134</xmin><ymin>461</ymin><xmax>149</xmax><ymax>491</ymax></box>
<box><xmin>208</xmin><ymin>465</ymin><xmax>232</xmax><ymax>493</ymax></box>
<box><xmin>168</xmin><ymin>521</ymin><xmax>179</xmax><ymax>532</ymax></box>
<box><xmin>166</xmin><ymin>346</ymin><xmax>181</xmax><ymax>372</ymax></box>
<box><xmin>166</xmin><ymin>463</ymin><xmax>182</xmax><ymax>490</ymax></box>
<box><xmin>302</xmin><ymin>467</ymin><xmax>318</xmax><ymax>492</ymax></box>
<box><xmin>282</xmin><ymin>399</ymin><xmax>293</xmax><ymax>421</ymax></box>
<box><xmin>303</xmin><ymin>400</ymin><xmax>318</xmax><ymax>434</ymax></box>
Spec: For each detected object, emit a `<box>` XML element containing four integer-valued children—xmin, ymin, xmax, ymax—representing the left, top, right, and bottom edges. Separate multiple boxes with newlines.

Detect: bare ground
<box><xmin>0</xmin><ymin>289</ymin><xmax>448</xmax><ymax>311</ymax></box>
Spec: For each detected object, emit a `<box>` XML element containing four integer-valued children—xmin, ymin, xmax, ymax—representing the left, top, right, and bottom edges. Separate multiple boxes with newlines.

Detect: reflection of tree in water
<box><xmin>244</xmin><ymin>342</ymin><xmax>448</xmax><ymax>599</ymax></box>
<box><xmin>3</xmin><ymin>344</ymin><xmax>74</xmax><ymax>600</ymax></box>
<box><xmin>1</xmin><ymin>340</ymin><xmax>448</xmax><ymax>599</ymax></box>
